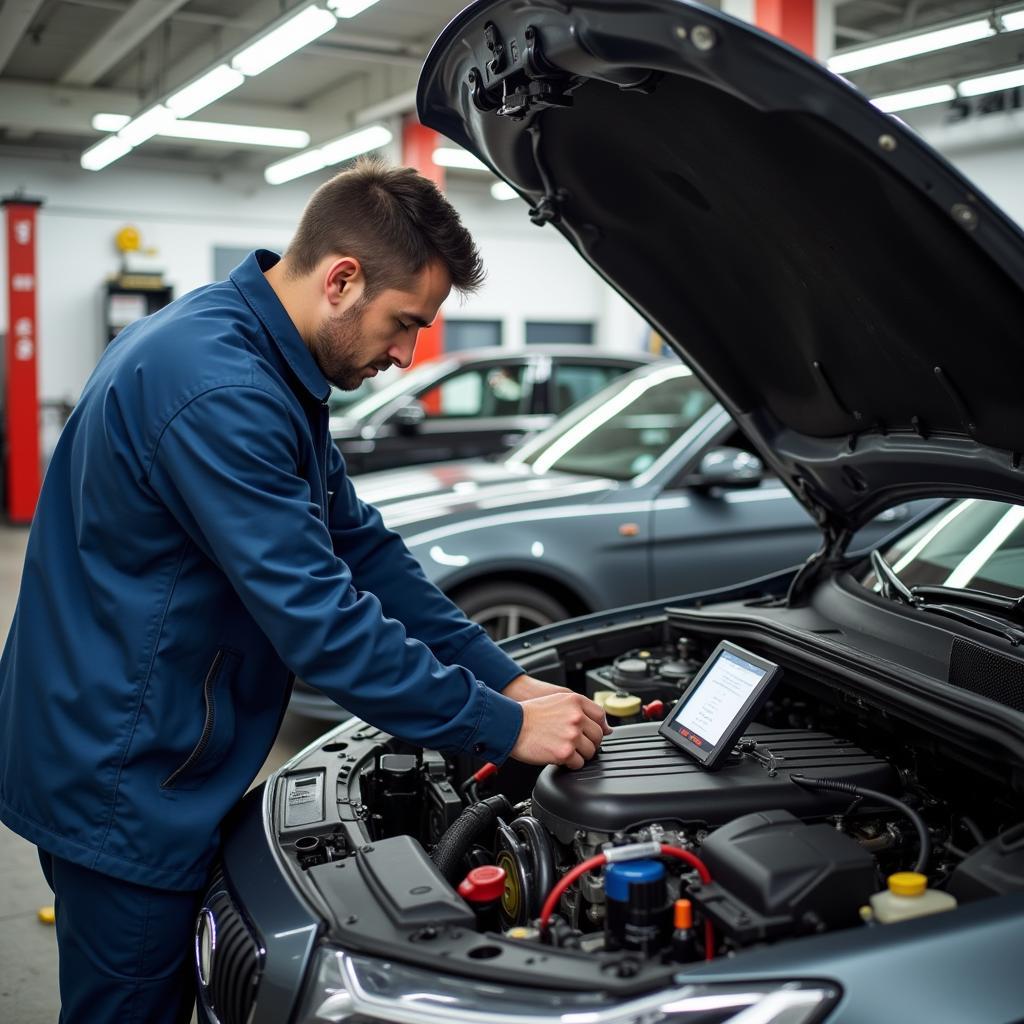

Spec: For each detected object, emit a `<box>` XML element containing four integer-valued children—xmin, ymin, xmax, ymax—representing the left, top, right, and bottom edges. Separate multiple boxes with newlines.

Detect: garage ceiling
<box><xmin>0</xmin><ymin>0</ymin><xmax>1021</xmax><ymax>177</ymax></box>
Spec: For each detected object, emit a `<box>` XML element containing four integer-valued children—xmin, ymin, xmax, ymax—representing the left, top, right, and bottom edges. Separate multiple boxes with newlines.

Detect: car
<box><xmin>290</xmin><ymin>361</ymin><xmax>921</xmax><ymax>718</ymax></box>
<box><xmin>330</xmin><ymin>346</ymin><xmax>654</xmax><ymax>473</ymax></box>
<box><xmin>196</xmin><ymin>3</ymin><xmax>1024</xmax><ymax>1023</ymax></box>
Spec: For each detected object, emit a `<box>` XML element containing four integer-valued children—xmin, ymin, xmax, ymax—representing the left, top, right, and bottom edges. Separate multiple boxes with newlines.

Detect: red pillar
<box><xmin>402</xmin><ymin>117</ymin><xmax>445</xmax><ymax>366</ymax></box>
<box><xmin>756</xmin><ymin>0</ymin><xmax>815</xmax><ymax>56</ymax></box>
<box><xmin>3</xmin><ymin>198</ymin><xmax>43</xmax><ymax>524</ymax></box>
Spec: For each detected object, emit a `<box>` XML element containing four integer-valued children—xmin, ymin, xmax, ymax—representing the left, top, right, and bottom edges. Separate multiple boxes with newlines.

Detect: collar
<box><xmin>229</xmin><ymin>249</ymin><xmax>331</xmax><ymax>403</ymax></box>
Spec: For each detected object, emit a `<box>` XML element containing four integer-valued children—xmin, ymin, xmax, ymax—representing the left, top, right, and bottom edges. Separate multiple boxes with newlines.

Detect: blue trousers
<box><xmin>38</xmin><ymin>849</ymin><xmax>200</xmax><ymax>1024</ymax></box>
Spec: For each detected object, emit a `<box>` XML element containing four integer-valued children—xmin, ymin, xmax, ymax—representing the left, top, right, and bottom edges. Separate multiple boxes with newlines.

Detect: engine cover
<box><xmin>532</xmin><ymin>722</ymin><xmax>897</xmax><ymax>842</ymax></box>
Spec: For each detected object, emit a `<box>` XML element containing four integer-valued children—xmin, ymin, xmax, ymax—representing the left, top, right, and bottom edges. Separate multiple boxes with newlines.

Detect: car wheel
<box><xmin>456</xmin><ymin>582</ymin><xmax>571</xmax><ymax>642</ymax></box>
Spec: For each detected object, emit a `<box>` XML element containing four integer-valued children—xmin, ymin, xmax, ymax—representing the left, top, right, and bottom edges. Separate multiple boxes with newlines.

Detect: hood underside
<box><xmin>418</xmin><ymin>0</ymin><xmax>1024</xmax><ymax>536</ymax></box>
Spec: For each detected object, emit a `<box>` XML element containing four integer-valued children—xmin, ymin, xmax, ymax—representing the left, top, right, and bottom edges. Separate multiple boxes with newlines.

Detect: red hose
<box><xmin>538</xmin><ymin>844</ymin><xmax>716</xmax><ymax>961</ymax></box>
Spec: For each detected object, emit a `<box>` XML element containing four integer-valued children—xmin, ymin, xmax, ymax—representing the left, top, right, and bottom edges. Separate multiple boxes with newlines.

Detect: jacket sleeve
<box><xmin>147</xmin><ymin>385</ymin><xmax>523</xmax><ymax>762</ymax></box>
<box><xmin>325</xmin><ymin>442</ymin><xmax>524</xmax><ymax>693</ymax></box>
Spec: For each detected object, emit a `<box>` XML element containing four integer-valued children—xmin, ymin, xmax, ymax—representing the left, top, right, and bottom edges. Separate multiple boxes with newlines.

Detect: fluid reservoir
<box><xmin>604</xmin><ymin>859</ymin><xmax>671</xmax><ymax>953</ymax></box>
<box><xmin>867</xmin><ymin>872</ymin><xmax>957</xmax><ymax>924</ymax></box>
<box><xmin>602</xmin><ymin>692</ymin><xmax>643</xmax><ymax>725</ymax></box>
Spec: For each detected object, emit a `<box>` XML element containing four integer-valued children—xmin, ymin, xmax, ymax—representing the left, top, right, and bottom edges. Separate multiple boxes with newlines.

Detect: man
<box><xmin>0</xmin><ymin>159</ymin><xmax>609</xmax><ymax>1023</ymax></box>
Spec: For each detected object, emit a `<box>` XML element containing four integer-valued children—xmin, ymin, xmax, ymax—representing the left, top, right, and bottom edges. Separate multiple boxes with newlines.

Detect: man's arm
<box><xmin>147</xmin><ymin>385</ymin><xmax>523</xmax><ymax>762</ymax></box>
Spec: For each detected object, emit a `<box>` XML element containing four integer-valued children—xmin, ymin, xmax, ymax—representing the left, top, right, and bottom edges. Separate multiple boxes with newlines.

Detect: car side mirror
<box><xmin>392</xmin><ymin>400</ymin><xmax>426</xmax><ymax>434</ymax></box>
<box><xmin>686</xmin><ymin>447</ymin><xmax>764</xmax><ymax>490</ymax></box>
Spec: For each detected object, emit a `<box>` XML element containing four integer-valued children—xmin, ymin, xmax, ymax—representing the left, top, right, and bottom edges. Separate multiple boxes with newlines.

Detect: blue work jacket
<box><xmin>0</xmin><ymin>250</ymin><xmax>524</xmax><ymax>890</ymax></box>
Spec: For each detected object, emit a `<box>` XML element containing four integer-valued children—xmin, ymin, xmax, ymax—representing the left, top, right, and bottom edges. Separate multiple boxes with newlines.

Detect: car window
<box><xmin>417</xmin><ymin>365</ymin><xmax>528</xmax><ymax>418</ymax></box>
<box><xmin>862</xmin><ymin>498</ymin><xmax>1024</xmax><ymax>597</ymax></box>
<box><xmin>510</xmin><ymin>364</ymin><xmax>716</xmax><ymax>481</ymax></box>
<box><xmin>550</xmin><ymin>363</ymin><xmax>627</xmax><ymax>415</ymax></box>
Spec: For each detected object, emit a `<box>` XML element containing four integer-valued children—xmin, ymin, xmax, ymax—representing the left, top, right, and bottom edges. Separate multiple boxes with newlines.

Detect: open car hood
<box><xmin>418</xmin><ymin>0</ymin><xmax>1024</xmax><ymax>542</ymax></box>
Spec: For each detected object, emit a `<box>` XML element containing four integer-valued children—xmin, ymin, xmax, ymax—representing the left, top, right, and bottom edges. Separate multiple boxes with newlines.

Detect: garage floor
<box><xmin>0</xmin><ymin>527</ymin><xmax>329</xmax><ymax>1023</ymax></box>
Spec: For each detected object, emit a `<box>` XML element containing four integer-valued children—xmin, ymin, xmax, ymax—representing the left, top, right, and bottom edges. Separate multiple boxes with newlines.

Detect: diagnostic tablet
<box><xmin>658</xmin><ymin>641</ymin><xmax>780</xmax><ymax>770</ymax></box>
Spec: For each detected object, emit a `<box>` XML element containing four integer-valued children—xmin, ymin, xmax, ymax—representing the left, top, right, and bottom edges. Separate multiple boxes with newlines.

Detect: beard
<box><xmin>309</xmin><ymin>296</ymin><xmax>375</xmax><ymax>391</ymax></box>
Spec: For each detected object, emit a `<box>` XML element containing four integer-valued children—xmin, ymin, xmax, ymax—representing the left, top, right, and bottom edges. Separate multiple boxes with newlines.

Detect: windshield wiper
<box><xmin>870</xmin><ymin>550</ymin><xmax>1024</xmax><ymax>645</ymax></box>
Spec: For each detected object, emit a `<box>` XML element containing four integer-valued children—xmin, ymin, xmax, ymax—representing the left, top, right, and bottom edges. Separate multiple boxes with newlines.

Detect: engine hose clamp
<box><xmin>602</xmin><ymin>841</ymin><xmax>662</xmax><ymax>863</ymax></box>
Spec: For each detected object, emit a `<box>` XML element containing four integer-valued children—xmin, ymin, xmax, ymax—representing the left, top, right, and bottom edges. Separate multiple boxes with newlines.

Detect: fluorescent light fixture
<box><xmin>829</xmin><ymin>19</ymin><xmax>994</xmax><ymax>74</ymax></box>
<box><xmin>232</xmin><ymin>5</ymin><xmax>336</xmax><ymax>77</ymax></box>
<box><xmin>432</xmin><ymin>147</ymin><xmax>487</xmax><ymax>170</ymax></box>
<box><xmin>81</xmin><ymin>135</ymin><xmax>133</xmax><ymax>171</ymax></box>
<box><xmin>159</xmin><ymin>120</ymin><xmax>310</xmax><ymax>147</ymax></box>
<box><xmin>327</xmin><ymin>0</ymin><xmax>381</xmax><ymax>16</ymax></box>
<box><xmin>872</xmin><ymin>83</ymin><xmax>957</xmax><ymax>112</ymax></box>
<box><xmin>265</xmin><ymin>123</ymin><xmax>391</xmax><ymax>184</ymax></box>
<box><xmin>491</xmin><ymin>181</ymin><xmax>517</xmax><ymax>200</ymax></box>
<box><xmin>1002</xmin><ymin>10</ymin><xmax>1024</xmax><ymax>30</ymax></box>
<box><xmin>118</xmin><ymin>104</ymin><xmax>176</xmax><ymax>146</ymax></box>
<box><xmin>959</xmin><ymin>65</ymin><xmax>1024</xmax><ymax>96</ymax></box>
<box><xmin>92</xmin><ymin>113</ymin><xmax>130</xmax><ymax>132</ymax></box>
<box><xmin>265</xmin><ymin>150</ymin><xmax>329</xmax><ymax>185</ymax></box>
<box><xmin>166</xmin><ymin>64</ymin><xmax>245</xmax><ymax>118</ymax></box>
<box><xmin>320</xmin><ymin>124</ymin><xmax>392</xmax><ymax>164</ymax></box>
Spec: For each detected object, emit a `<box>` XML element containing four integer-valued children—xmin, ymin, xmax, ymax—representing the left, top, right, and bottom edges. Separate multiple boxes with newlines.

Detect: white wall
<box><xmin>0</xmin><ymin>156</ymin><xmax>645</xmax><ymax>406</ymax></box>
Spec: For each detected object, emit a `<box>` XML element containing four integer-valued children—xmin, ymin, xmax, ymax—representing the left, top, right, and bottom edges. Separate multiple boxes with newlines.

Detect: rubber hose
<box><xmin>432</xmin><ymin>794</ymin><xmax>513</xmax><ymax>883</ymax></box>
<box><xmin>511</xmin><ymin>815</ymin><xmax>555</xmax><ymax>915</ymax></box>
<box><xmin>790</xmin><ymin>774</ymin><xmax>931</xmax><ymax>873</ymax></box>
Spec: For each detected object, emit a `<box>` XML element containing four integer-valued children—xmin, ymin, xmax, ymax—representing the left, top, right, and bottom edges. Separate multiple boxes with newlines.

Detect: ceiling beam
<box><xmin>59</xmin><ymin>0</ymin><xmax>192</xmax><ymax>86</ymax></box>
<box><xmin>0</xmin><ymin>0</ymin><xmax>47</xmax><ymax>74</ymax></box>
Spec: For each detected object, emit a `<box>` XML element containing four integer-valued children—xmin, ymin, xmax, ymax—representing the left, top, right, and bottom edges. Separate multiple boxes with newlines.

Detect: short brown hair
<box><xmin>285</xmin><ymin>157</ymin><xmax>485</xmax><ymax>296</ymax></box>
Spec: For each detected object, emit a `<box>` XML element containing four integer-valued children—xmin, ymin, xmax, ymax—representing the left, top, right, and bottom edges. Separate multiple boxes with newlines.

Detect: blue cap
<box><xmin>604</xmin><ymin>859</ymin><xmax>665</xmax><ymax>903</ymax></box>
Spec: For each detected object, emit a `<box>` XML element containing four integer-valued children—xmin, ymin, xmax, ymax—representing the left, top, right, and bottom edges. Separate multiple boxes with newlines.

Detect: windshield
<box><xmin>862</xmin><ymin>499</ymin><xmax>1024</xmax><ymax>598</ymax></box>
<box><xmin>508</xmin><ymin>364</ymin><xmax>716</xmax><ymax>481</ymax></box>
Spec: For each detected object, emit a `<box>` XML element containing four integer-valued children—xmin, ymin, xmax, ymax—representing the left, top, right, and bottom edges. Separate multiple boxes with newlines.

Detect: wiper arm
<box><xmin>871</xmin><ymin>550</ymin><xmax>1024</xmax><ymax>644</ymax></box>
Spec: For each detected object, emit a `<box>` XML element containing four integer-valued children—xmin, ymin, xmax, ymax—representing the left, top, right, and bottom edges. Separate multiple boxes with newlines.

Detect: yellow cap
<box><xmin>37</xmin><ymin>905</ymin><xmax>55</xmax><ymax>925</ymax></box>
<box><xmin>888</xmin><ymin>872</ymin><xmax>927</xmax><ymax>897</ymax></box>
<box><xmin>593</xmin><ymin>690</ymin><xmax>617</xmax><ymax>709</ymax></box>
<box><xmin>604</xmin><ymin>694</ymin><xmax>642</xmax><ymax>718</ymax></box>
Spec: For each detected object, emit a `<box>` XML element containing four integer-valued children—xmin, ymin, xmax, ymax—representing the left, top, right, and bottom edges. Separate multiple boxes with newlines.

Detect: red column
<box><xmin>402</xmin><ymin>117</ymin><xmax>445</xmax><ymax>366</ymax></box>
<box><xmin>3</xmin><ymin>198</ymin><xmax>43</xmax><ymax>524</ymax></box>
<box><xmin>756</xmin><ymin>0</ymin><xmax>815</xmax><ymax>56</ymax></box>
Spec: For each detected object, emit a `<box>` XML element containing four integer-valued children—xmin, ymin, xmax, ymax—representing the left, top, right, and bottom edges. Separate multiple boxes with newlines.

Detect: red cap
<box><xmin>472</xmin><ymin>762</ymin><xmax>499</xmax><ymax>784</ymax></box>
<box><xmin>457</xmin><ymin>865</ymin><xmax>507</xmax><ymax>904</ymax></box>
<box><xmin>643</xmin><ymin>700</ymin><xmax>666</xmax><ymax>721</ymax></box>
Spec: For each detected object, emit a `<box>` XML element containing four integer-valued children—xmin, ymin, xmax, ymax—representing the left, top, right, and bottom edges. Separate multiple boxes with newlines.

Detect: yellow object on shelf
<box><xmin>115</xmin><ymin>225</ymin><xmax>141</xmax><ymax>253</ymax></box>
<box><xmin>37</xmin><ymin>905</ymin><xmax>55</xmax><ymax>925</ymax></box>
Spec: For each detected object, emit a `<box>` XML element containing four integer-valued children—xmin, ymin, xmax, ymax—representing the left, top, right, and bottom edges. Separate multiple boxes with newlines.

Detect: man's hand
<box><xmin>510</xmin><ymin>691</ymin><xmax>611</xmax><ymax>770</ymax></box>
<box><xmin>502</xmin><ymin>674</ymin><xmax>572</xmax><ymax>702</ymax></box>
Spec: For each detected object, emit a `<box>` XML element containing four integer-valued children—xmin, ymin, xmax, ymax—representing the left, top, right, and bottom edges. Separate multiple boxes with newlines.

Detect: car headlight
<box><xmin>296</xmin><ymin>948</ymin><xmax>839</xmax><ymax>1024</ymax></box>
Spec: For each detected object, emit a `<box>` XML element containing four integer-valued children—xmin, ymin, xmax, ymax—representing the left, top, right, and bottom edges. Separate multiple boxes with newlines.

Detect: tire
<box><xmin>456</xmin><ymin>582</ymin><xmax>571</xmax><ymax>642</ymax></box>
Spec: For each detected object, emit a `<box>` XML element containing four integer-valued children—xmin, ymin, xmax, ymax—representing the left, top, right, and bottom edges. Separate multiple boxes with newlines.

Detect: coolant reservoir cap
<box><xmin>888</xmin><ymin>871</ymin><xmax>927</xmax><ymax>897</ymax></box>
<box><xmin>458</xmin><ymin>865</ymin><xmax>507</xmax><ymax>903</ymax></box>
<box><xmin>604</xmin><ymin>694</ymin><xmax>642</xmax><ymax>718</ymax></box>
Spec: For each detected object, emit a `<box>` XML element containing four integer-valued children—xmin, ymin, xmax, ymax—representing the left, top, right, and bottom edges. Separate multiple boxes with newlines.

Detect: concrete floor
<box><xmin>0</xmin><ymin>527</ymin><xmax>330</xmax><ymax>1023</ymax></box>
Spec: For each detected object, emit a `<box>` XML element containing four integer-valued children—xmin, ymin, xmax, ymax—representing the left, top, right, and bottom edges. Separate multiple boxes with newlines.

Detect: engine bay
<box><xmin>270</xmin><ymin>622</ymin><xmax>1024</xmax><ymax>989</ymax></box>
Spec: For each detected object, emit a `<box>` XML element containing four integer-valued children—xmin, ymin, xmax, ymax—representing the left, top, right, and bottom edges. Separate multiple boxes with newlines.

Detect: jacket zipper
<box><xmin>161</xmin><ymin>650</ymin><xmax>224</xmax><ymax>789</ymax></box>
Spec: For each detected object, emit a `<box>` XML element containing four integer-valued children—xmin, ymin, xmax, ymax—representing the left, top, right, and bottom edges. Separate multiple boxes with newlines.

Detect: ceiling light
<box><xmin>232</xmin><ymin>5</ymin><xmax>337</xmax><ymax>77</ymax></box>
<box><xmin>1002</xmin><ymin>10</ymin><xmax>1024</xmax><ymax>30</ymax></box>
<box><xmin>265</xmin><ymin>150</ymin><xmax>329</xmax><ymax>185</ymax></box>
<box><xmin>118</xmin><ymin>104</ymin><xmax>176</xmax><ymax>146</ymax></box>
<box><xmin>432</xmin><ymin>147</ymin><xmax>488</xmax><ymax>170</ymax></box>
<box><xmin>872</xmin><ymin>84</ymin><xmax>957</xmax><ymax>113</ymax></box>
<box><xmin>92</xmin><ymin>113</ymin><xmax>130</xmax><ymax>132</ymax></box>
<box><xmin>81</xmin><ymin>135</ymin><xmax>133</xmax><ymax>171</ymax></box>
<box><xmin>491</xmin><ymin>182</ymin><xmax>517</xmax><ymax>201</ymax></box>
<box><xmin>167</xmin><ymin>64</ymin><xmax>245</xmax><ymax>118</ymax></box>
<box><xmin>327</xmin><ymin>0</ymin><xmax>381</xmax><ymax>16</ymax></box>
<box><xmin>828</xmin><ymin>19</ymin><xmax>994</xmax><ymax>74</ymax></box>
<box><xmin>160</xmin><ymin>121</ymin><xmax>310</xmax><ymax>147</ymax></box>
<box><xmin>959</xmin><ymin>65</ymin><xmax>1024</xmax><ymax>96</ymax></box>
<box><xmin>319</xmin><ymin>124</ymin><xmax>392</xmax><ymax>165</ymax></box>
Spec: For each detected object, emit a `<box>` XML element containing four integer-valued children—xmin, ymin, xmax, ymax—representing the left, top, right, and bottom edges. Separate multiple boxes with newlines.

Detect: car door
<box><xmin>546</xmin><ymin>359</ymin><xmax>642</xmax><ymax>417</ymax></box>
<box><xmin>648</xmin><ymin>426</ymin><xmax>822</xmax><ymax>598</ymax></box>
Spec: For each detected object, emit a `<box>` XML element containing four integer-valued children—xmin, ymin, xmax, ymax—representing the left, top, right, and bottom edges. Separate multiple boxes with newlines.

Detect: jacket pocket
<box><xmin>161</xmin><ymin>648</ymin><xmax>241</xmax><ymax>790</ymax></box>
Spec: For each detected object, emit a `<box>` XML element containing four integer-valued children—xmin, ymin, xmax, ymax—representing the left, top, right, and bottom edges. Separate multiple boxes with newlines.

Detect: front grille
<box><xmin>199</xmin><ymin>869</ymin><xmax>263</xmax><ymax>1024</ymax></box>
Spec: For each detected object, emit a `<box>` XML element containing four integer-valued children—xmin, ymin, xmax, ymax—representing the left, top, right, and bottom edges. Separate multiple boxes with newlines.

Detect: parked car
<box><xmin>196</xmin><ymin>3</ymin><xmax>1024</xmax><ymax>1023</ymax></box>
<box><xmin>330</xmin><ymin>346</ymin><xmax>654</xmax><ymax>473</ymax></box>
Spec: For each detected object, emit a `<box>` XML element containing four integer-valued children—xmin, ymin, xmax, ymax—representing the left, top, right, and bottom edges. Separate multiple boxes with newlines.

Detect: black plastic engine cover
<box><xmin>692</xmin><ymin>809</ymin><xmax>877</xmax><ymax>941</ymax></box>
<box><xmin>532</xmin><ymin>722</ymin><xmax>896</xmax><ymax>841</ymax></box>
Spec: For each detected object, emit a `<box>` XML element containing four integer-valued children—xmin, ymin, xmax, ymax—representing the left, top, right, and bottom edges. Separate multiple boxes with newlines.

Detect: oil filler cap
<box><xmin>458</xmin><ymin>865</ymin><xmax>507</xmax><ymax>904</ymax></box>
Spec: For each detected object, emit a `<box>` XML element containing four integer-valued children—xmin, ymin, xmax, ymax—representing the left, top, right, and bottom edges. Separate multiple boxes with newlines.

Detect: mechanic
<box><xmin>0</xmin><ymin>159</ymin><xmax>610</xmax><ymax>1024</ymax></box>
